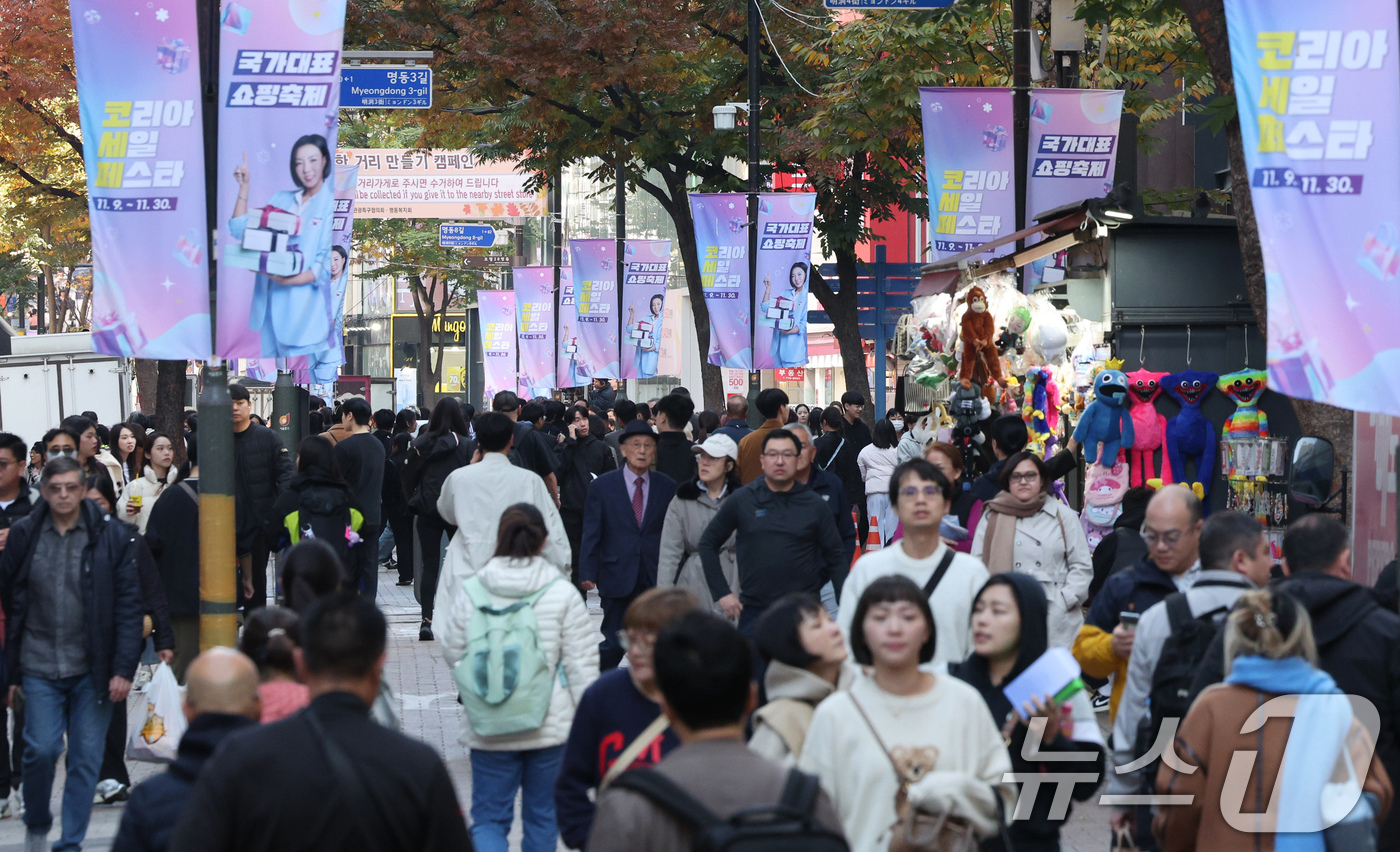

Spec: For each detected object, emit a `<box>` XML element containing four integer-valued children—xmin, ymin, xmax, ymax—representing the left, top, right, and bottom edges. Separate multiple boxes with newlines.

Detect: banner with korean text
<box><xmin>1024</xmin><ymin>88</ymin><xmax>1124</xmax><ymax>287</ymax></box>
<box><xmin>919</xmin><ymin>88</ymin><xmax>1015</xmax><ymax>261</ymax></box>
<box><xmin>477</xmin><ymin>289</ymin><xmax>517</xmax><ymax>403</ymax></box>
<box><xmin>568</xmin><ymin>240</ymin><xmax>621</xmax><ymax>379</ymax></box>
<box><xmin>307</xmin><ymin>163</ymin><xmax>357</xmax><ymax>394</ymax></box>
<box><xmin>754</xmin><ymin>194</ymin><xmax>817</xmax><ymax>370</ymax></box>
<box><xmin>335</xmin><ymin>149</ymin><xmax>547</xmax><ymax>219</ymax></box>
<box><xmin>620</xmin><ymin>240</ymin><xmax>672</xmax><ymax>380</ymax></box>
<box><xmin>690</xmin><ymin>194</ymin><xmax>752</xmax><ymax>369</ymax></box>
<box><xmin>69</xmin><ymin>0</ymin><xmax>211</xmax><ymax>358</ymax></box>
<box><xmin>214</xmin><ymin>0</ymin><xmax>348</xmax><ymax>359</ymax></box>
<box><xmin>1226</xmin><ymin>1</ymin><xmax>1400</xmax><ymax>414</ymax></box>
<box><xmin>513</xmin><ymin>267</ymin><xmax>556</xmax><ymax>395</ymax></box>
<box><xmin>555</xmin><ymin>268</ymin><xmax>586</xmax><ymax>387</ymax></box>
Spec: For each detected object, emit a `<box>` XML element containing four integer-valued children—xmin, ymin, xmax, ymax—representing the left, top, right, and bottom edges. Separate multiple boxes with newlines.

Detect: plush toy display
<box><xmin>1072</xmin><ymin>368</ymin><xmax>1135</xmax><ymax>465</ymax></box>
<box><xmin>958</xmin><ymin>286</ymin><xmax>1005</xmax><ymax>391</ymax></box>
<box><xmin>1164</xmin><ymin>370</ymin><xmax>1219</xmax><ymax>500</ymax></box>
<box><xmin>1080</xmin><ymin>459</ymin><xmax>1129</xmax><ymax>552</ymax></box>
<box><xmin>1023</xmin><ymin>367</ymin><xmax>1057</xmax><ymax>452</ymax></box>
<box><xmin>948</xmin><ymin>382</ymin><xmax>992</xmax><ymax>474</ymax></box>
<box><xmin>1217</xmin><ymin>368</ymin><xmax>1270</xmax><ymax>439</ymax></box>
<box><xmin>1126</xmin><ymin>369</ymin><xmax>1172</xmax><ymax>487</ymax></box>
<box><xmin>996</xmin><ymin>306</ymin><xmax>1033</xmax><ymax>355</ymax></box>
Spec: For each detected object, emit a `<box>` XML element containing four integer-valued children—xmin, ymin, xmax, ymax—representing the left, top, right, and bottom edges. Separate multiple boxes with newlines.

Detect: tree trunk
<box><xmin>134</xmin><ymin>359</ymin><xmax>158</xmax><ymax>414</ymax></box>
<box><xmin>811</xmin><ymin>244</ymin><xmax>871</xmax><ymax>421</ymax></box>
<box><xmin>1181</xmin><ymin>0</ymin><xmax>1355</xmax><ymax>471</ymax></box>
<box><xmin>155</xmin><ymin>360</ymin><xmax>188</xmax><ymax>462</ymax></box>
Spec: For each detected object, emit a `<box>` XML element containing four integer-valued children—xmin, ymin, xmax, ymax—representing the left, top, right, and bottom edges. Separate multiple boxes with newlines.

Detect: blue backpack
<box><xmin>452</xmin><ymin>576</ymin><xmax>559</xmax><ymax>737</ymax></box>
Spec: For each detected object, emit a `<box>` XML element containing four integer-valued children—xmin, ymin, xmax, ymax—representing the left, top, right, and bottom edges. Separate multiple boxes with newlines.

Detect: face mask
<box><xmin>47</xmin><ymin>448</ymin><xmax>76</xmax><ymax>461</ymax></box>
<box><xmin>890</xmin><ymin>420</ymin><xmax>905</xmax><ymax>431</ymax></box>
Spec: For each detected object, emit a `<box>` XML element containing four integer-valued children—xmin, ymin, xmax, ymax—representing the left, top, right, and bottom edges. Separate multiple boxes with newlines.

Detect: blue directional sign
<box><xmin>439</xmin><ymin>224</ymin><xmax>498</xmax><ymax>248</ymax></box>
<box><xmin>340</xmin><ymin>66</ymin><xmax>432</xmax><ymax>109</ymax></box>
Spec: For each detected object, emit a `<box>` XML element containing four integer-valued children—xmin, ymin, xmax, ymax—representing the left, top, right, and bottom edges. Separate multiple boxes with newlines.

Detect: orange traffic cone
<box><xmin>866</xmin><ymin>514</ymin><xmax>883</xmax><ymax>551</ymax></box>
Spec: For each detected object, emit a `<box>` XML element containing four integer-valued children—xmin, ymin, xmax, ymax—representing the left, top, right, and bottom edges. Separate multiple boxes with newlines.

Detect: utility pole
<box><xmin>615</xmin><ymin>139</ymin><xmax>626</xmax><ymax>388</ymax></box>
<box><xmin>549</xmin><ymin>164</ymin><xmax>563</xmax><ymax>397</ymax></box>
<box><xmin>195</xmin><ymin>0</ymin><xmax>237</xmax><ymax>649</ymax></box>
<box><xmin>747</xmin><ymin>0</ymin><xmax>761</xmax><ymax>364</ymax></box>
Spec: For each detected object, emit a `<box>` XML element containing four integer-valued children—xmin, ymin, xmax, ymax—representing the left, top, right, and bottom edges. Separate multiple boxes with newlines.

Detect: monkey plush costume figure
<box><xmin>958</xmin><ymin>285</ymin><xmax>1005</xmax><ymax>391</ymax></box>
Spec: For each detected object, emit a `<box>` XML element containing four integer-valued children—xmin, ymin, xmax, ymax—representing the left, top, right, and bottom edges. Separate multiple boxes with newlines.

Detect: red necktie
<box><xmin>632</xmin><ymin>477</ymin><xmax>645</xmax><ymax>526</ymax></box>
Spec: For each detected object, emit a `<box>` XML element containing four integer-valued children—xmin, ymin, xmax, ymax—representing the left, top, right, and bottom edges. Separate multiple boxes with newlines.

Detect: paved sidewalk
<box><xmin>0</xmin><ymin>565</ymin><xmax>1112</xmax><ymax>851</ymax></box>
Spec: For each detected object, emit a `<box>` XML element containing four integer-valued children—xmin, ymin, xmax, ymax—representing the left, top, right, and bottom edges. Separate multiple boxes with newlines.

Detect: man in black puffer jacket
<box><xmin>0</xmin><ymin>457</ymin><xmax>143</xmax><ymax>852</ymax></box>
<box><xmin>556</xmin><ymin>406</ymin><xmax>616</xmax><ymax>592</ymax></box>
<box><xmin>230</xmin><ymin>383</ymin><xmax>294</xmax><ymax>614</ymax></box>
<box><xmin>1189</xmin><ymin>514</ymin><xmax>1400</xmax><ymax>852</ymax></box>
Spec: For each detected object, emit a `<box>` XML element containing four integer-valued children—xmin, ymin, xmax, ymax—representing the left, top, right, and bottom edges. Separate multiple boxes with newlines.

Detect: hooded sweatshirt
<box><xmin>439</xmin><ymin>554</ymin><xmax>599</xmax><ymax>751</ymax></box>
<box><xmin>749</xmin><ymin>659</ymin><xmax>857</xmax><ymax>767</ymax></box>
<box><xmin>949</xmin><ymin>573</ymin><xmax>1104</xmax><ymax>848</ymax></box>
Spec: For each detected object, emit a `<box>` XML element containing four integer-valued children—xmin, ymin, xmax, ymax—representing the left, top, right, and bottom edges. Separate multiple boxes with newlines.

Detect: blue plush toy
<box><xmin>1073</xmin><ymin>369</ymin><xmax>1135</xmax><ymax>465</ymax></box>
<box><xmin>1164</xmin><ymin>369</ymin><xmax>1219</xmax><ymax>500</ymax></box>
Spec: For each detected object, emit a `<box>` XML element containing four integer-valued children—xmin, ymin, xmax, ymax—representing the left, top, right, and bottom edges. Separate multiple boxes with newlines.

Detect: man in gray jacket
<box><xmin>1106</xmin><ymin>509</ymin><xmax>1274</xmax><ymax>836</ymax></box>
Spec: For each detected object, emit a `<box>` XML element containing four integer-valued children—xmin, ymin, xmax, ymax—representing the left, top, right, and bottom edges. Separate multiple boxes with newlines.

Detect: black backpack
<box><xmin>1136</xmin><ymin>590</ymin><xmax>1232</xmax><ymax>780</ymax></box>
<box><xmin>403</xmin><ymin>434</ymin><xmax>469</xmax><ymax>519</ymax></box>
<box><xmin>610</xmin><ymin>767</ymin><xmax>848</xmax><ymax>852</ymax></box>
<box><xmin>294</xmin><ymin>483</ymin><xmax>354</xmax><ymax>568</ymax></box>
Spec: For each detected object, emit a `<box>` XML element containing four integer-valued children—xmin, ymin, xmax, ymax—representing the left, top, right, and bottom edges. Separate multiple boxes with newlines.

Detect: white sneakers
<box><xmin>93</xmin><ymin>778</ymin><xmax>129</xmax><ymax>804</ymax></box>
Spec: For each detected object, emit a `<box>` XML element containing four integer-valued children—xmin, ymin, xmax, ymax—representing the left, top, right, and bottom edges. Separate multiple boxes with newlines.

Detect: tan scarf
<box><xmin>979</xmin><ymin>490</ymin><xmax>1047</xmax><ymax>574</ymax></box>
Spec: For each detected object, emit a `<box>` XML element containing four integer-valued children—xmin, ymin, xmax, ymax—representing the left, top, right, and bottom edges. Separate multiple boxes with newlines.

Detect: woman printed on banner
<box><xmin>760</xmin><ymin>261</ymin><xmax>810</xmax><ymax>369</ymax></box>
<box><xmin>229</xmin><ymin>134</ymin><xmax>336</xmax><ymax>358</ymax></box>
<box><xmin>560</xmin><ymin>319</ymin><xmax>589</xmax><ymax>386</ymax></box>
<box><xmin>626</xmin><ymin>293</ymin><xmax>664</xmax><ymax>379</ymax></box>
<box><xmin>310</xmin><ymin>244</ymin><xmax>350</xmax><ymax>385</ymax></box>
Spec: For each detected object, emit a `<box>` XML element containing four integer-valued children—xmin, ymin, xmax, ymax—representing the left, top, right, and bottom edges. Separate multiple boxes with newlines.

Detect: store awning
<box><xmin>914</xmin><ymin>208</ymin><xmax>1093</xmax><ymax>298</ymax></box>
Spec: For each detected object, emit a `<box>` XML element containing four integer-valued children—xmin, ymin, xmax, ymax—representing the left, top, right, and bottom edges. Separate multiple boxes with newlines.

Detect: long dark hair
<box><xmin>281</xmin><ymin>539</ymin><xmax>343</xmax><ymax>614</ymax></box>
<box><xmin>427</xmin><ymin>398</ymin><xmax>470</xmax><ymax>437</ymax></box>
<box><xmin>494</xmin><ymin>503</ymin><xmax>548</xmax><ymax>559</ymax></box>
<box><xmin>296</xmin><ymin>435</ymin><xmax>343</xmax><ymax>480</ymax></box>
<box><xmin>239</xmin><ymin>606</ymin><xmax>301</xmax><ymax>678</ymax></box>
<box><xmin>110</xmin><ymin>423</ymin><xmax>145</xmax><ymax>481</ymax></box>
<box><xmin>820</xmin><ymin>406</ymin><xmax>845</xmax><ymax>436</ymax></box>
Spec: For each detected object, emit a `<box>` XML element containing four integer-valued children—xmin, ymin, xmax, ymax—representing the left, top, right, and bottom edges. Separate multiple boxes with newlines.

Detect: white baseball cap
<box><xmin>692</xmin><ymin>433</ymin><xmax>739</xmax><ymax>462</ymax></box>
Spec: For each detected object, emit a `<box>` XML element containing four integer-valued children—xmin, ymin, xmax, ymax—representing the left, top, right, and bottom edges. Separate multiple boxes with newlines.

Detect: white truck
<box><xmin>0</xmin><ymin>328</ymin><xmax>133</xmax><ymax>449</ymax></box>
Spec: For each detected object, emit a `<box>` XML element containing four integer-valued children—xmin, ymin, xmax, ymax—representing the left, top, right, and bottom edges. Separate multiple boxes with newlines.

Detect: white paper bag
<box><xmin>127</xmin><ymin>663</ymin><xmax>187</xmax><ymax>763</ymax></box>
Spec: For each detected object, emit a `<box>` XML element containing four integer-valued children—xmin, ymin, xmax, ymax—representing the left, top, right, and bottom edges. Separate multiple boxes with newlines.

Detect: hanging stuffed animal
<box><xmin>996</xmin><ymin>305</ymin><xmax>1033</xmax><ymax>355</ymax></box>
<box><xmin>1072</xmin><ymin>367</ymin><xmax>1135</xmax><ymax>465</ymax></box>
<box><xmin>1126</xmin><ymin>369</ymin><xmax>1173</xmax><ymax>488</ymax></box>
<box><xmin>1022</xmin><ymin>367</ymin><xmax>1053</xmax><ymax>451</ymax></box>
<box><xmin>947</xmin><ymin>382</ymin><xmax>993</xmax><ymax>475</ymax></box>
<box><xmin>1081</xmin><ymin>459</ymin><xmax>1129</xmax><ymax>553</ymax></box>
<box><xmin>1217</xmin><ymin>368</ymin><xmax>1270</xmax><ymax>439</ymax></box>
<box><xmin>957</xmin><ymin>285</ymin><xmax>1006</xmax><ymax>394</ymax></box>
<box><xmin>1164</xmin><ymin>370</ymin><xmax>1219</xmax><ymax>500</ymax></box>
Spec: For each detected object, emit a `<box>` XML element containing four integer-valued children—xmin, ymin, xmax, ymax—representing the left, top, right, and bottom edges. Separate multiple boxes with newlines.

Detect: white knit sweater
<box><xmin>440</xmin><ymin>555</ymin><xmax>600</xmax><ymax>751</ymax></box>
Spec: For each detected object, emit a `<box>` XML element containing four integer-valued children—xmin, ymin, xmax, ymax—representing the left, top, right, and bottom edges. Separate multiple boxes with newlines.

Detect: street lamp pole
<box><xmin>748</xmin><ymin>0</ymin><xmax>761</xmax><ymax>366</ymax></box>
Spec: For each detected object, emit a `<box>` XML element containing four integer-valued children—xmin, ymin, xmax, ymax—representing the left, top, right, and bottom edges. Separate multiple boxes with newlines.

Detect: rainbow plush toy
<box><xmin>1217</xmin><ymin>368</ymin><xmax>1269</xmax><ymax>439</ymax></box>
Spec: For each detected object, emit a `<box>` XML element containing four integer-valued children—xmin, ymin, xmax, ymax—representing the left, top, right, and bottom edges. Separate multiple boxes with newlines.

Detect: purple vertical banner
<box><xmin>919</xmin><ymin>88</ymin><xmax>1016</xmax><ymax>261</ymax></box>
<box><xmin>513</xmin><ymin>267</ymin><xmax>556</xmax><ymax>395</ymax></box>
<box><xmin>555</xmin><ymin>267</ymin><xmax>587</xmax><ymax>387</ymax></box>
<box><xmin>620</xmin><ymin>240</ymin><xmax>672</xmax><ymax>380</ymax></box>
<box><xmin>1226</xmin><ymin>2</ymin><xmax>1400</xmax><ymax>413</ymax></box>
<box><xmin>477</xmin><ymin>290</ymin><xmax>517</xmax><ymax>406</ymax></box>
<box><xmin>308</xmin><ymin>163</ymin><xmax>357</xmax><ymax>394</ymax></box>
<box><xmin>568</xmin><ymin>239</ymin><xmax>621</xmax><ymax>379</ymax></box>
<box><xmin>69</xmin><ymin>0</ymin><xmax>212</xmax><ymax>358</ymax></box>
<box><xmin>753</xmin><ymin>193</ymin><xmax>817</xmax><ymax>370</ymax></box>
<box><xmin>215</xmin><ymin>0</ymin><xmax>347</xmax><ymax>359</ymax></box>
<box><xmin>689</xmin><ymin>193</ymin><xmax>752</xmax><ymax>368</ymax></box>
<box><xmin>1024</xmin><ymin>89</ymin><xmax>1124</xmax><ymax>288</ymax></box>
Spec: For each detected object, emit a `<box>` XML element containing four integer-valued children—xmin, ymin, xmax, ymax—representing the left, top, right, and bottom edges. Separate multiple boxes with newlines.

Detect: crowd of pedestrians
<box><xmin>0</xmin><ymin>382</ymin><xmax>1393</xmax><ymax>852</ymax></box>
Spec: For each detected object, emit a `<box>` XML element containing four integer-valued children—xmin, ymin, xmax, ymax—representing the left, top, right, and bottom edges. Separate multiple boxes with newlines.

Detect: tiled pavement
<box><xmin>0</xmin><ymin>564</ymin><xmax>1111</xmax><ymax>851</ymax></box>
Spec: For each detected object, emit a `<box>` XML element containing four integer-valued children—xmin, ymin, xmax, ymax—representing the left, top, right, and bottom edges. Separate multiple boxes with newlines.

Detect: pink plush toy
<box><xmin>1126</xmin><ymin>369</ymin><xmax>1173</xmax><ymax>487</ymax></box>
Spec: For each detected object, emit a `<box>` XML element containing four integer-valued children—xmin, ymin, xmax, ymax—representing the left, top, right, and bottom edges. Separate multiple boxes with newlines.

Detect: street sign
<box><xmin>439</xmin><ymin>223</ymin><xmax>497</xmax><ymax>248</ymax></box>
<box><xmin>340</xmin><ymin>66</ymin><xmax>432</xmax><ymax>109</ymax></box>
<box><xmin>464</xmin><ymin>255</ymin><xmax>512</xmax><ymax>267</ymax></box>
<box><xmin>823</xmin><ymin>0</ymin><xmax>953</xmax><ymax>7</ymax></box>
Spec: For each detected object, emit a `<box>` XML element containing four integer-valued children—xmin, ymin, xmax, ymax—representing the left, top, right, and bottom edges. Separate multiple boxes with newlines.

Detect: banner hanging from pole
<box><xmin>477</xmin><ymin>289</ymin><xmax>517</xmax><ymax>405</ymax></box>
<box><xmin>308</xmin><ymin>163</ymin><xmax>358</xmax><ymax>395</ymax></box>
<box><xmin>568</xmin><ymin>239</ymin><xmax>621</xmax><ymax>380</ymax></box>
<box><xmin>513</xmin><ymin>267</ymin><xmax>557</xmax><ymax>395</ymax></box>
<box><xmin>689</xmin><ymin>193</ymin><xmax>752</xmax><ymax>369</ymax></box>
<box><xmin>620</xmin><ymin>240</ymin><xmax>672</xmax><ymax>380</ymax></box>
<box><xmin>214</xmin><ymin>0</ymin><xmax>348</xmax><ymax>360</ymax></box>
<box><xmin>555</xmin><ymin>267</ymin><xmax>585</xmax><ymax>388</ymax></box>
<box><xmin>753</xmin><ymin>194</ymin><xmax>817</xmax><ymax>370</ymax></box>
<box><xmin>1226</xmin><ymin>2</ymin><xmax>1400</xmax><ymax>413</ymax></box>
<box><xmin>1023</xmin><ymin>88</ymin><xmax>1124</xmax><ymax>288</ymax></box>
<box><xmin>919</xmin><ymin>88</ymin><xmax>1016</xmax><ymax>261</ymax></box>
<box><xmin>69</xmin><ymin>0</ymin><xmax>212</xmax><ymax>358</ymax></box>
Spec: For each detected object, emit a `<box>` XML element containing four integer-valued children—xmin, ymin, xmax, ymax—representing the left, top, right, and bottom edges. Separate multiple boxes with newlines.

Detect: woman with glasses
<box><xmin>971</xmin><ymin>451</ymin><xmax>1093</xmax><ymax>649</ymax></box>
<box><xmin>442</xmin><ymin>504</ymin><xmax>598</xmax><ymax>852</ymax></box>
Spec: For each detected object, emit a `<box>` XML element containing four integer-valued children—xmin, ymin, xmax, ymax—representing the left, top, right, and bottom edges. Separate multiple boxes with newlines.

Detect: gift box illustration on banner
<box><xmin>983</xmin><ymin>125</ymin><xmax>1008</xmax><ymax>152</ymax></box>
<box><xmin>173</xmin><ymin>230</ymin><xmax>203</xmax><ymax>268</ymax></box>
<box><xmin>156</xmin><ymin>38</ymin><xmax>191</xmax><ymax>74</ymax></box>
<box><xmin>225</xmin><ymin>244</ymin><xmax>305</xmax><ymax>276</ymax></box>
<box><xmin>220</xmin><ymin>1</ymin><xmax>250</xmax><ymax>34</ymax></box>
<box><xmin>629</xmin><ymin>320</ymin><xmax>654</xmax><ymax>342</ymax></box>
<box><xmin>1358</xmin><ymin>223</ymin><xmax>1400</xmax><ymax>280</ymax></box>
<box><xmin>767</xmin><ymin>295</ymin><xmax>795</xmax><ymax>323</ymax></box>
<box><xmin>242</xmin><ymin>228</ymin><xmax>291</xmax><ymax>253</ymax></box>
<box><xmin>90</xmin><ymin>273</ymin><xmax>148</xmax><ymax>357</ymax></box>
<box><xmin>255</xmin><ymin>206</ymin><xmax>301</xmax><ymax>235</ymax></box>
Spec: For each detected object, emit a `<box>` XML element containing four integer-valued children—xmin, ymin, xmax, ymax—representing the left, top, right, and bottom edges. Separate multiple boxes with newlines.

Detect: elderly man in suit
<box><xmin>581</xmin><ymin>419</ymin><xmax>677</xmax><ymax>670</ymax></box>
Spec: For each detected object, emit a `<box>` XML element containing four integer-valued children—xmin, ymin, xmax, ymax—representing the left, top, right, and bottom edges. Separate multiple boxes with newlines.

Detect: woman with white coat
<box><xmin>119</xmin><ymin>431</ymin><xmax>177</xmax><ymax>535</ymax></box>
<box><xmin>441</xmin><ymin>503</ymin><xmax>599</xmax><ymax>852</ymax></box>
<box><xmin>656</xmin><ymin>433</ymin><xmax>741</xmax><ymax>619</ymax></box>
<box><xmin>971</xmin><ymin>450</ymin><xmax>1093</xmax><ymax>649</ymax></box>
<box><xmin>857</xmin><ymin>419</ymin><xmax>899</xmax><ymax>546</ymax></box>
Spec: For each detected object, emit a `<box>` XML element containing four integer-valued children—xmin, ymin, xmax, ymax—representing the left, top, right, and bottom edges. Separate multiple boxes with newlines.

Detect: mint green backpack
<box><xmin>453</xmin><ymin>576</ymin><xmax>559</xmax><ymax>737</ymax></box>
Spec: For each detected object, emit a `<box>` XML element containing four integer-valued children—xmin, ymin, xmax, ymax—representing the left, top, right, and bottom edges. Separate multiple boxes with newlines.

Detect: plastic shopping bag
<box><xmin>127</xmin><ymin>663</ymin><xmax>186</xmax><ymax>763</ymax></box>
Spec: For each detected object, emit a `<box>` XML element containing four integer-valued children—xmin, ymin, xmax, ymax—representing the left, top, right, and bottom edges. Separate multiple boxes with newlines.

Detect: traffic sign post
<box><xmin>439</xmin><ymin>223</ymin><xmax>498</xmax><ymax>248</ymax></box>
<box><xmin>340</xmin><ymin>65</ymin><xmax>432</xmax><ymax>109</ymax></box>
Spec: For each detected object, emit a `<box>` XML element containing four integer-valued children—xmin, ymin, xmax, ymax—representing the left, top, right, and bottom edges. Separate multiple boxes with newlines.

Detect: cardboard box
<box><xmin>224</xmin><ymin>244</ymin><xmax>305</xmax><ymax>276</ymax></box>
<box><xmin>242</xmin><ymin>228</ymin><xmax>291</xmax><ymax>253</ymax></box>
<box><xmin>254</xmin><ymin>205</ymin><xmax>300</xmax><ymax>235</ymax></box>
